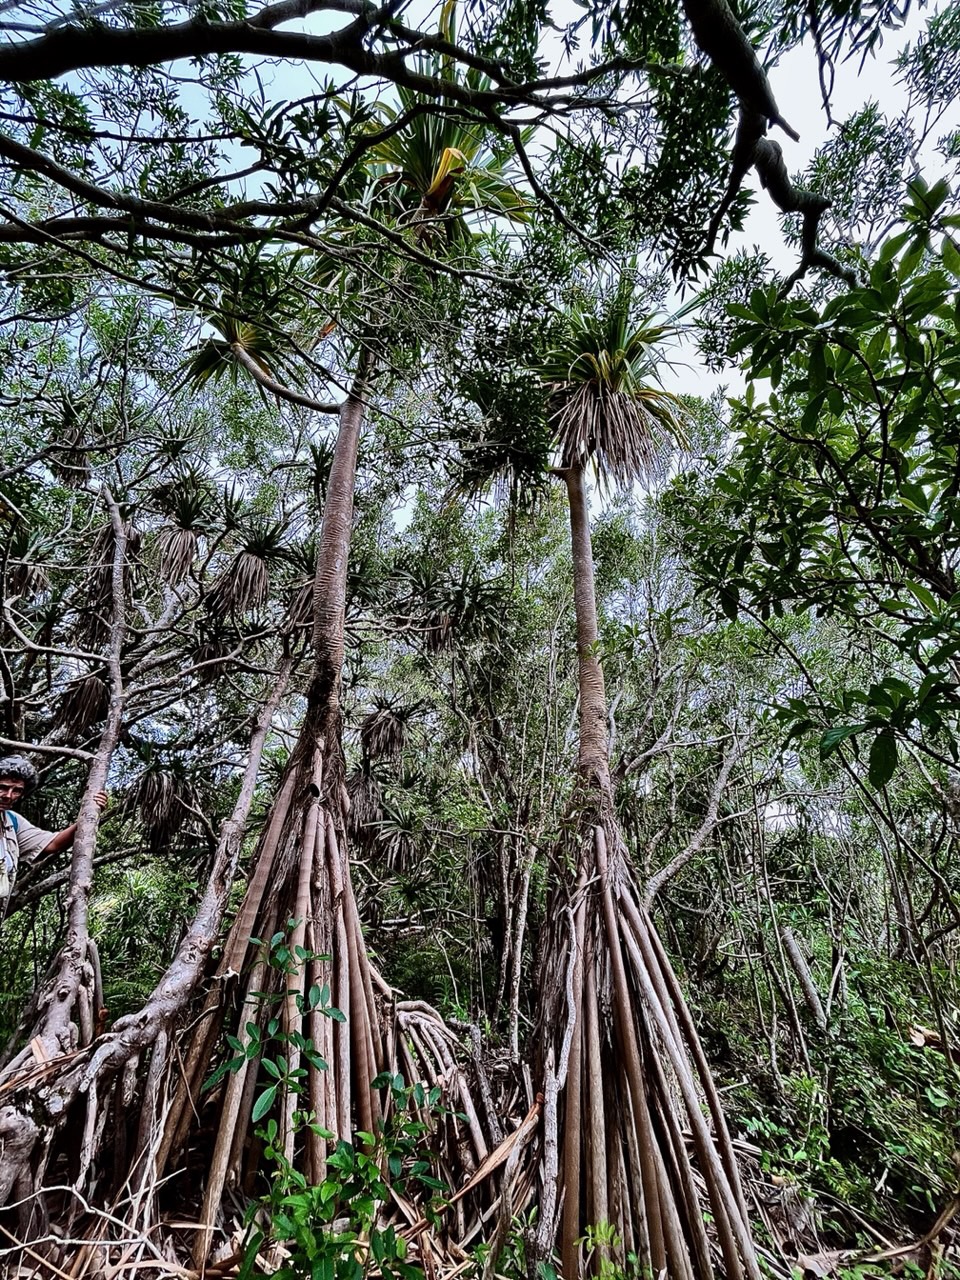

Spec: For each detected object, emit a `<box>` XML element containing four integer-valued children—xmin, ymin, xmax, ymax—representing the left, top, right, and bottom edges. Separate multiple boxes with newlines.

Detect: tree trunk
<box><xmin>0</xmin><ymin>491</ymin><xmax>128</xmax><ymax>1207</ymax></box>
<box><xmin>168</xmin><ymin>353</ymin><xmax>499</xmax><ymax>1267</ymax></box>
<box><xmin>563</xmin><ymin>465</ymin><xmax>611</xmax><ymax>797</ymax></box>
<box><xmin>527</xmin><ymin>464</ymin><xmax>760</xmax><ymax>1280</ymax></box>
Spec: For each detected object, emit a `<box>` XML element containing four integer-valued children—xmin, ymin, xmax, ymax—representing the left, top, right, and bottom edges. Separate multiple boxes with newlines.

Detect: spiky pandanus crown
<box><xmin>539</xmin><ymin>285</ymin><xmax>688</xmax><ymax>490</ymax></box>
<box><xmin>154</xmin><ymin>474</ymin><xmax>214</xmax><ymax>586</ymax></box>
<box><xmin>7</xmin><ymin>523</ymin><xmax>51</xmax><ymax>599</ymax></box>
<box><xmin>280</xmin><ymin>538</ymin><xmax>318</xmax><ymax>634</ymax></box>
<box><xmin>366</xmin><ymin>1</ymin><xmax>529</xmax><ymax>244</ymax></box>
<box><xmin>206</xmin><ymin>518</ymin><xmax>288</xmax><ymax>621</ymax></box>
<box><xmin>127</xmin><ymin>766</ymin><xmax>194</xmax><ymax>852</ymax></box>
<box><xmin>346</xmin><ymin>768</ymin><xmax>384</xmax><ymax>850</ymax></box>
<box><xmin>360</xmin><ymin>700</ymin><xmax>417</xmax><ymax>762</ymax></box>
<box><xmin>183</xmin><ymin>248</ymin><xmax>337</xmax><ymax>397</ymax></box>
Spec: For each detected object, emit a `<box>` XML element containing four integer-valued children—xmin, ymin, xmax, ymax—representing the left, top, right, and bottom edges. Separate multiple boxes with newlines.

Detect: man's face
<box><xmin>0</xmin><ymin>777</ymin><xmax>25</xmax><ymax>806</ymax></box>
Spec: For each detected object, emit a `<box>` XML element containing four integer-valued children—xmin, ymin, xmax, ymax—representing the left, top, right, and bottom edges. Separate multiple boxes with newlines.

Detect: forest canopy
<box><xmin>2</xmin><ymin>0</ymin><xmax>960</xmax><ymax>1275</ymax></box>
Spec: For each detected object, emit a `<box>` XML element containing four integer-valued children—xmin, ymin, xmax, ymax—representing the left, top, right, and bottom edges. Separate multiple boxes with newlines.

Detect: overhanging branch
<box><xmin>684</xmin><ymin>0</ymin><xmax>858</xmax><ymax>286</ymax></box>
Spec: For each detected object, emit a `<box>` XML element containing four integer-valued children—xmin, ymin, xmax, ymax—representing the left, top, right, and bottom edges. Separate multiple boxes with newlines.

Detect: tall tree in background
<box><xmin>456</xmin><ymin>270</ymin><xmax>759</xmax><ymax>1277</ymax></box>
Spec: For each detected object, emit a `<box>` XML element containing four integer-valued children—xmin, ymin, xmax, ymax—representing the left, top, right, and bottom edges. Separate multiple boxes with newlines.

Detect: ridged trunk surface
<box><xmin>531</xmin><ymin>462</ymin><xmax>760</xmax><ymax>1280</ymax></box>
<box><xmin>564</xmin><ymin>464</ymin><xmax>611</xmax><ymax>799</ymax></box>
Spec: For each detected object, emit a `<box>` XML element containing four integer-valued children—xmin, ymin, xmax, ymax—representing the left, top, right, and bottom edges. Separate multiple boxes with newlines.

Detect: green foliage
<box><xmin>538</xmin><ymin>269</ymin><xmax>688</xmax><ymax>487</ymax></box>
<box><xmin>5</xmin><ymin>0</ymin><xmax>960</xmax><ymax>1246</ymax></box>
<box><xmin>667</xmin><ymin>178</ymin><xmax>960</xmax><ymax>778</ymax></box>
<box><xmin>205</xmin><ymin>932</ymin><xmax>448</xmax><ymax>1280</ymax></box>
<box><xmin>240</xmin><ymin>1124</ymin><xmax>427</xmax><ymax>1280</ymax></box>
<box><xmin>724</xmin><ymin>945</ymin><xmax>960</xmax><ymax>1222</ymax></box>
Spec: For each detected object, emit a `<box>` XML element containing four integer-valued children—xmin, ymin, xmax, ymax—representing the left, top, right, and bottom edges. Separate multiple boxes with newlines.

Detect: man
<box><xmin>0</xmin><ymin>754</ymin><xmax>109</xmax><ymax>914</ymax></box>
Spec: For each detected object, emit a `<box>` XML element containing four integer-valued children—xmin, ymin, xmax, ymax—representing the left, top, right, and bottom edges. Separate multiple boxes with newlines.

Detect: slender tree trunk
<box><xmin>188</xmin><ymin>352</ymin><xmax>380</xmax><ymax>1268</ymax></box>
<box><xmin>311</xmin><ymin>348</ymin><xmax>374</xmax><ymax>719</ymax></box>
<box><xmin>563</xmin><ymin>465</ymin><xmax>611</xmax><ymax>796</ymax></box>
<box><xmin>527</xmin><ymin>462</ymin><xmax>760</xmax><ymax>1280</ymax></box>
<box><xmin>183</xmin><ymin>348</ymin><xmax>498</xmax><ymax>1267</ymax></box>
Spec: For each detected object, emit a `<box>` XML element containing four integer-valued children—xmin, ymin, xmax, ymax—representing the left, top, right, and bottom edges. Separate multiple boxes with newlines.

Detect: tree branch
<box><xmin>643</xmin><ymin>730</ymin><xmax>749</xmax><ymax>903</ymax></box>
<box><xmin>229</xmin><ymin>344</ymin><xmax>341</xmax><ymax>414</ymax></box>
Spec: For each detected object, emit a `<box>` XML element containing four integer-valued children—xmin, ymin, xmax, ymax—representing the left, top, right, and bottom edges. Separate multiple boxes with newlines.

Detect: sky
<box><xmin>660</xmin><ymin>1</ymin><xmax>958</xmax><ymax>399</ymax></box>
<box><xmin>7</xmin><ymin>0</ymin><xmax>952</xmax><ymax>462</ymax></box>
<box><xmin>737</xmin><ymin>6</ymin><xmax>936</xmax><ymax>264</ymax></box>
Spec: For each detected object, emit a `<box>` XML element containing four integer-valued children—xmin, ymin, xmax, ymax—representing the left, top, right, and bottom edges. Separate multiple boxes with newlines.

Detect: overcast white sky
<box><xmin>668</xmin><ymin>3</ymin><xmax>959</xmax><ymax>399</ymax></box>
<box><xmin>740</xmin><ymin>7</ymin><xmax>940</xmax><ymax>260</ymax></box>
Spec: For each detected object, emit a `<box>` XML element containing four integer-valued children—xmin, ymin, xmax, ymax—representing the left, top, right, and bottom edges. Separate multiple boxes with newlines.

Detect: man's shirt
<box><xmin>1</xmin><ymin>808</ymin><xmax>54</xmax><ymax>885</ymax></box>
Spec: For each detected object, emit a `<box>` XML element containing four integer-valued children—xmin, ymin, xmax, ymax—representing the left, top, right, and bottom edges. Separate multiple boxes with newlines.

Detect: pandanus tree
<box><xmin>0</xmin><ymin>90</ymin><xmax>527</xmax><ymax>1264</ymax></box>
<box><xmin>461</xmin><ymin>272</ymin><xmax>760</xmax><ymax>1278</ymax></box>
<box><xmin>141</xmin><ymin>64</ymin><xmax>530</xmax><ymax>1266</ymax></box>
<box><xmin>541</xmin><ymin>285</ymin><xmax>759</xmax><ymax>1280</ymax></box>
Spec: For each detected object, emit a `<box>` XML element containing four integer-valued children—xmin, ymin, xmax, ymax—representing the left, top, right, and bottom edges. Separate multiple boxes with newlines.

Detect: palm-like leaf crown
<box><xmin>153</xmin><ymin>472</ymin><xmax>217</xmax><ymax>586</ymax></box>
<box><xmin>540</xmin><ymin>276</ymin><xmax>688</xmax><ymax>490</ymax></box>
<box><xmin>185</xmin><ymin>311</ymin><xmax>297</xmax><ymax>389</ymax></box>
<box><xmin>183</xmin><ymin>248</ymin><xmax>334</xmax><ymax>390</ymax></box>
<box><xmin>7</xmin><ymin>522</ymin><xmax>51</xmax><ymax>598</ymax></box>
<box><xmin>368</xmin><ymin>3</ymin><xmax>529</xmax><ymax>239</ymax></box>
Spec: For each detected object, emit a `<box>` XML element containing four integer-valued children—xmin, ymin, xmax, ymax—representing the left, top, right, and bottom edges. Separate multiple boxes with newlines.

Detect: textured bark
<box><xmin>0</xmin><ymin>653</ymin><xmax>294</xmax><ymax>1218</ymax></box>
<box><xmin>563</xmin><ymin>464</ymin><xmax>611</xmax><ymax>797</ymax></box>
<box><xmin>306</xmin><ymin>349</ymin><xmax>374</xmax><ymax>771</ymax></box>
<box><xmin>528</xmin><ymin>463</ymin><xmax>760</xmax><ymax>1280</ymax></box>
<box><xmin>780</xmin><ymin>926</ymin><xmax>828</xmax><ymax>1034</ymax></box>
<box><xmin>680</xmin><ymin>0</ymin><xmax>798</xmax><ymax>138</ymax></box>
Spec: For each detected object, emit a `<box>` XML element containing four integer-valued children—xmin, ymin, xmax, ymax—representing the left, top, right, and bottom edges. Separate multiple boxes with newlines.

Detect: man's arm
<box><xmin>39</xmin><ymin>792</ymin><xmax>109</xmax><ymax>855</ymax></box>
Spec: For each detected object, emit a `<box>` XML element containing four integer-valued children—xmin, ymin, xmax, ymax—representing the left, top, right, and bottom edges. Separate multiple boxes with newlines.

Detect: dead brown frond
<box><xmin>207</xmin><ymin>550</ymin><xmax>269</xmax><ymax>620</ymax></box>
<box><xmin>6</xmin><ymin>526</ymin><xmax>51</xmax><ymax>598</ymax></box>
<box><xmin>128</xmin><ymin>768</ymin><xmax>193</xmax><ymax>851</ymax></box>
<box><xmin>283</xmin><ymin>577</ymin><xmax>315</xmax><ymax>632</ymax></box>
<box><xmin>158</xmin><ymin>526</ymin><xmax>199</xmax><ymax>586</ymax></box>
<box><xmin>191</xmin><ymin>637</ymin><xmax>232</xmax><ymax>682</ymax></box>
<box><xmin>540</xmin><ymin>283</ymin><xmax>688</xmax><ymax>491</ymax></box>
<box><xmin>347</xmin><ymin>767</ymin><xmax>384</xmax><ymax>849</ymax></box>
<box><xmin>154</xmin><ymin>473</ymin><xmax>214</xmax><ymax>585</ymax></box>
<box><xmin>8</xmin><ymin>559</ymin><xmax>49</xmax><ymax>599</ymax></box>
<box><xmin>56</xmin><ymin>673</ymin><xmax>109</xmax><ymax>739</ymax></box>
<box><xmin>424</xmin><ymin>611</ymin><xmax>455</xmax><ymax>653</ymax></box>
<box><xmin>552</xmin><ymin>382</ymin><xmax>676</xmax><ymax>488</ymax></box>
<box><xmin>360</xmin><ymin>701</ymin><xmax>415</xmax><ymax>762</ymax></box>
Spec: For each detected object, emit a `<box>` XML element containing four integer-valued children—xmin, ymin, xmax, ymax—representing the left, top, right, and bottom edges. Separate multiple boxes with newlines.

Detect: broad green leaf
<box><xmin>252</xmin><ymin>1084</ymin><xmax>277</xmax><ymax>1122</ymax></box>
<box><xmin>819</xmin><ymin>724</ymin><xmax>867</xmax><ymax>758</ymax></box>
<box><xmin>868</xmin><ymin>731</ymin><xmax>898</xmax><ymax>789</ymax></box>
<box><xmin>905</xmin><ymin>580</ymin><xmax>940</xmax><ymax>615</ymax></box>
<box><xmin>942</xmin><ymin>236</ymin><xmax>960</xmax><ymax>279</ymax></box>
